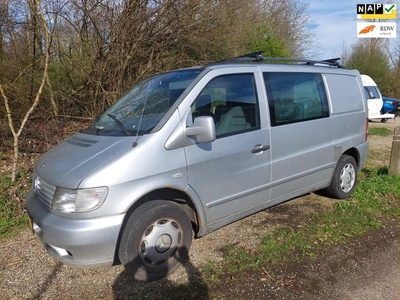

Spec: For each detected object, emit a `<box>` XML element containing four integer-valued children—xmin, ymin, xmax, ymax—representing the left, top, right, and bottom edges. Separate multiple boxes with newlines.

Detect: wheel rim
<box><xmin>339</xmin><ymin>162</ymin><xmax>355</xmax><ymax>193</ymax></box>
<box><xmin>139</xmin><ymin>218</ymin><xmax>182</xmax><ymax>266</ymax></box>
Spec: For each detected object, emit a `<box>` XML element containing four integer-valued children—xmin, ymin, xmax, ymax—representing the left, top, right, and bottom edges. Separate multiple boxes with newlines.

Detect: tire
<box><xmin>326</xmin><ymin>155</ymin><xmax>358</xmax><ymax>199</ymax></box>
<box><xmin>381</xmin><ymin>118</ymin><xmax>388</xmax><ymax>123</ymax></box>
<box><xmin>118</xmin><ymin>200</ymin><xmax>193</xmax><ymax>281</ymax></box>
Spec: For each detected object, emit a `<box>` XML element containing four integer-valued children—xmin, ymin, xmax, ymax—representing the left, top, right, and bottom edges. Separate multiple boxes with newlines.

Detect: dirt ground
<box><xmin>1</xmin><ymin>118</ymin><xmax>400</xmax><ymax>299</ymax></box>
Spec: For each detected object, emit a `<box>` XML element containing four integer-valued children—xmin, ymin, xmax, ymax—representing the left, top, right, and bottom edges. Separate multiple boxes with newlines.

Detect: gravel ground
<box><xmin>215</xmin><ymin>220</ymin><xmax>400</xmax><ymax>300</ymax></box>
<box><xmin>1</xmin><ymin>119</ymin><xmax>400</xmax><ymax>299</ymax></box>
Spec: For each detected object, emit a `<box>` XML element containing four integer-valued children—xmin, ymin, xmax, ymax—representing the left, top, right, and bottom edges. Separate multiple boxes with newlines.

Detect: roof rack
<box><xmin>220</xmin><ymin>51</ymin><xmax>345</xmax><ymax>68</ymax></box>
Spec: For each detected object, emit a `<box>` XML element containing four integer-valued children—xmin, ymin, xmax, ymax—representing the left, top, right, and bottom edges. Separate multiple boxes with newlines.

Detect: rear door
<box><xmin>184</xmin><ymin>69</ymin><xmax>271</xmax><ymax>227</ymax></box>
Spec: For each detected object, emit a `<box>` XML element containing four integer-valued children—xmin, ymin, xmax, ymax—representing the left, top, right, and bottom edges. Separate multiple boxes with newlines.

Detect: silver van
<box><xmin>26</xmin><ymin>53</ymin><xmax>369</xmax><ymax>281</ymax></box>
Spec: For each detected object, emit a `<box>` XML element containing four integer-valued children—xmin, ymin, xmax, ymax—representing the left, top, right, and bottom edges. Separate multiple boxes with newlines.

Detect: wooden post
<box><xmin>389</xmin><ymin>127</ymin><xmax>400</xmax><ymax>175</ymax></box>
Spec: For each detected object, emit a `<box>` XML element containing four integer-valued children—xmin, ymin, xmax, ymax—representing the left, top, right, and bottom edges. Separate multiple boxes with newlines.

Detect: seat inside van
<box><xmin>216</xmin><ymin>106</ymin><xmax>250</xmax><ymax>135</ymax></box>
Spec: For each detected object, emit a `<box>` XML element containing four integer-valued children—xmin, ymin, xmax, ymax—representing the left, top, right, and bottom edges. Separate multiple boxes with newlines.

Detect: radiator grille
<box><xmin>34</xmin><ymin>177</ymin><xmax>56</xmax><ymax>209</ymax></box>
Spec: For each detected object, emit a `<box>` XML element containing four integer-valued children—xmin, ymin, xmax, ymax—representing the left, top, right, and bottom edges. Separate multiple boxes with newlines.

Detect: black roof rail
<box><xmin>222</xmin><ymin>51</ymin><xmax>265</xmax><ymax>63</ymax></box>
<box><xmin>219</xmin><ymin>51</ymin><xmax>345</xmax><ymax>68</ymax></box>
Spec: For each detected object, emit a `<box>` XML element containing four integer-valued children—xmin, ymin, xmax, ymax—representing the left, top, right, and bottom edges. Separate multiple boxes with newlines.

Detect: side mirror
<box><xmin>186</xmin><ymin>116</ymin><xmax>216</xmax><ymax>143</ymax></box>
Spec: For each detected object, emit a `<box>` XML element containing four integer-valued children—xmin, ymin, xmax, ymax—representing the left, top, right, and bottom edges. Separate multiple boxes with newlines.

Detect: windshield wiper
<box><xmin>107</xmin><ymin>114</ymin><xmax>131</xmax><ymax>136</ymax></box>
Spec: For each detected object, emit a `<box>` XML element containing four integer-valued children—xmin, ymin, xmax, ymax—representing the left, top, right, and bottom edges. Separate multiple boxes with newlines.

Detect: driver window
<box><xmin>191</xmin><ymin>73</ymin><xmax>260</xmax><ymax>138</ymax></box>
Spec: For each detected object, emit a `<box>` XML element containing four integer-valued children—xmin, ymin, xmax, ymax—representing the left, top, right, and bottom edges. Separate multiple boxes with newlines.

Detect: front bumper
<box><xmin>26</xmin><ymin>190</ymin><xmax>125</xmax><ymax>268</ymax></box>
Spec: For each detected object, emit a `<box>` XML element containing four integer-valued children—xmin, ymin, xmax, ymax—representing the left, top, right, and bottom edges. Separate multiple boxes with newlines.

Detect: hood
<box><xmin>35</xmin><ymin>132</ymin><xmax>133</xmax><ymax>188</ymax></box>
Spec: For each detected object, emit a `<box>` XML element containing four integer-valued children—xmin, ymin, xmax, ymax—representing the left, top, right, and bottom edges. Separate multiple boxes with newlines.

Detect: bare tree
<box><xmin>80</xmin><ymin>0</ymin><xmax>270</xmax><ymax>115</ymax></box>
<box><xmin>0</xmin><ymin>0</ymin><xmax>50</xmax><ymax>182</ymax></box>
<box><xmin>1</xmin><ymin>0</ymin><xmax>317</xmax><ymax>135</ymax></box>
<box><xmin>260</xmin><ymin>0</ymin><xmax>314</xmax><ymax>58</ymax></box>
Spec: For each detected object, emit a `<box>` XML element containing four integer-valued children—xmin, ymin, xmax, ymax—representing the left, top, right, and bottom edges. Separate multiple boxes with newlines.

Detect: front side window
<box><xmin>264</xmin><ymin>72</ymin><xmax>329</xmax><ymax>126</ymax></box>
<box><xmin>191</xmin><ymin>73</ymin><xmax>260</xmax><ymax>138</ymax></box>
<box><xmin>83</xmin><ymin>69</ymin><xmax>202</xmax><ymax>136</ymax></box>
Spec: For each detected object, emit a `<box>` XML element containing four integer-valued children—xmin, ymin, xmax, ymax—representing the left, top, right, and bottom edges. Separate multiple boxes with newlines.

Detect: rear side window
<box><xmin>325</xmin><ymin>74</ymin><xmax>364</xmax><ymax>114</ymax></box>
<box><xmin>263</xmin><ymin>72</ymin><xmax>329</xmax><ymax>126</ymax></box>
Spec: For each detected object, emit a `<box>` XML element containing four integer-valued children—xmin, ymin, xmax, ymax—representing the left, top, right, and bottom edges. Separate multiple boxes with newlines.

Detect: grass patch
<box><xmin>203</xmin><ymin>168</ymin><xmax>400</xmax><ymax>282</ymax></box>
<box><xmin>369</xmin><ymin>127</ymin><xmax>391</xmax><ymax>136</ymax></box>
<box><xmin>0</xmin><ymin>169</ymin><xmax>30</xmax><ymax>238</ymax></box>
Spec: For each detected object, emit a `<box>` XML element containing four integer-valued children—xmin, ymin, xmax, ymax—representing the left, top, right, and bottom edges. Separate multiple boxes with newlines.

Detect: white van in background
<box><xmin>361</xmin><ymin>74</ymin><xmax>395</xmax><ymax>122</ymax></box>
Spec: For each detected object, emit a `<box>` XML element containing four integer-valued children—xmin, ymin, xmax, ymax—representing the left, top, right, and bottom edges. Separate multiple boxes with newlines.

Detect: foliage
<box><xmin>344</xmin><ymin>35</ymin><xmax>400</xmax><ymax>97</ymax></box>
<box><xmin>0</xmin><ymin>170</ymin><xmax>29</xmax><ymax>238</ymax></box>
<box><xmin>345</xmin><ymin>39</ymin><xmax>391</xmax><ymax>95</ymax></box>
<box><xmin>0</xmin><ymin>0</ymin><xmax>314</xmax><ymax>120</ymax></box>
<box><xmin>246</xmin><ymin>33</ymin><xmax>290</xmax><ymax>58</ymax></box>
<box><xmin>0</xmin><ymin>0</ymin><xmax>315</xmax><ymax>180</ymax></box>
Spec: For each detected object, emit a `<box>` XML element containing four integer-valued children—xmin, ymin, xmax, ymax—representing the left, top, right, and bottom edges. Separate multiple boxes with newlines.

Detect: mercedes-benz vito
<box><xmin>26</xmin><ymin>53</ymin><xmax>369</xmax><ymax>281</ymax></box>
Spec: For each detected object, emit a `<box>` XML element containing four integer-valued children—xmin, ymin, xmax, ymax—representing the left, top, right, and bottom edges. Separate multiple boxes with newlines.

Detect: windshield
<box><xmin>83</xmin><ymin>69</ymin><xmax>202</xmax><ymax>136</ymax></box>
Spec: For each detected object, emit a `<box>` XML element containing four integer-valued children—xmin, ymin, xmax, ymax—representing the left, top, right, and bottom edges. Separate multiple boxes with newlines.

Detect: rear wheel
<box><xmin>119</xmin><ymin>200</ymin><xmax>193</xmax><ymax>281</ymax></box>
<box><xmin>326</xmin><ymin>155</ymin><xmax>358</xmax><ymax>199</ymax></box>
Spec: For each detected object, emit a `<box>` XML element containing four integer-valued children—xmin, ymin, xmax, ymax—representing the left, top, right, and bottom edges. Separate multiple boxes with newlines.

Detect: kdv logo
<box><xmin>357</xmin><ymin>4</ymin><xmax>396</xmax><ymax>19</ymax></box>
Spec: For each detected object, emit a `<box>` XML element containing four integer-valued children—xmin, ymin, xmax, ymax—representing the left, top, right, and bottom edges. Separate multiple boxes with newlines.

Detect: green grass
<box><xmin>203</xmin><ymin>168</ymin><xmax>400</xmax><ymax>282</ymax></box>
<box><xmin>369</xmin><ymin>127</ymin><xmax>391</xmax><ymax>136</ymax></box>
<box><xmin>0</xmin><ymin>169</ymin><xmax>30</xmax><ymax>238</ymax></box>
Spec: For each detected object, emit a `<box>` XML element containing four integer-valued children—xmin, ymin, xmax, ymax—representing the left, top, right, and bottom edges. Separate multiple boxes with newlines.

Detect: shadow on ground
<box><xmin>112</xmin><ymin>256</ymin><xmax>209</xmax><ymax>300</ymax></box>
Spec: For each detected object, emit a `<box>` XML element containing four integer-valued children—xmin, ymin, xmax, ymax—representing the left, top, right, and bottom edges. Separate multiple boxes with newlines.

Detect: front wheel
<box><xmin>326</xmin><ymin>155</ymin><xmax>358</xmax><ymax>199</ymax></box>
<box><xmin>118</xmin><ymin>200</ymin><xmax>193</xmax><ymax>281</ymax></box>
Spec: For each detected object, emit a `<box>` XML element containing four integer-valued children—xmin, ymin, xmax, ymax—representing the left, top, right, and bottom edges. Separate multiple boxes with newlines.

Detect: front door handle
<box><xmin>251</xmin><ymin>144</ymin><xmax>270</xmax><ymax>153</ymax></box>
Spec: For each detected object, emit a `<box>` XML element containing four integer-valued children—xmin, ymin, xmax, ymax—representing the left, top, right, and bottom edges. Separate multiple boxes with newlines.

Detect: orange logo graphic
<box><xmin>359</xmin><ymin>25</ymin><xmax>376</xmax><ymax>34</ymax></box>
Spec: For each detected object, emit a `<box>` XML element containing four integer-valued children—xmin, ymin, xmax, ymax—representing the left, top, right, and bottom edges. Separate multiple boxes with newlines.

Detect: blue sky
<box><xmin>302</xmin><ymin>0</ymin><xmax>395</xmax><ymax>59</ymax></box>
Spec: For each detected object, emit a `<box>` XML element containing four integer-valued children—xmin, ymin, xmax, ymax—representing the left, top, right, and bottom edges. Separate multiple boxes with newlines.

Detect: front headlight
<box><xmin>52</xmin><ymin>187</ymin><xmax>108</xmax><ymax>213</ymax></box>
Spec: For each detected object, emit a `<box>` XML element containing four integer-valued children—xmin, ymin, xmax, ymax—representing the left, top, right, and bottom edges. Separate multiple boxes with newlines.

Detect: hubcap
<box><xmin>155</xmin><ymin>234</ymin><xmax>172</xmax><ymax>253</ymax></box>
<box><xmin>340</xmin><ymin>163</ymin><xmax>355</xmax><ymax>193</ymax></box>
<box><xmin>139</xmin><ymin>218</ymin><xmax>181</xmax><ymax>266</ymax></box>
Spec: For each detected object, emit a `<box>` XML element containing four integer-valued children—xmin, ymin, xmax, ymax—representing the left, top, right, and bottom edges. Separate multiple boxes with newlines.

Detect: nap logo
<box><xmin>357</xmin><ymin>22</ymin><xmax>397</xmax><ymax>38</ymax></box>
<box><xmin>357</xmin><ymin>4</ymin><xmax>396</xmax><ymax>19</ymax></box>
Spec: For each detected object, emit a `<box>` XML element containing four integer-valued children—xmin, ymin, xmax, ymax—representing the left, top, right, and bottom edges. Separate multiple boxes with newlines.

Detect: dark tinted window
<box><xmin>263</xmin><ymin>72</ymin><xmax>329</xmax><ymax>126</ymax></box>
